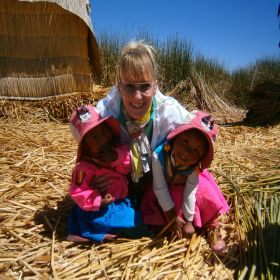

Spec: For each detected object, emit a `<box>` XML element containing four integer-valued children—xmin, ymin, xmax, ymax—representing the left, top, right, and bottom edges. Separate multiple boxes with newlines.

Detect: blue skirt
<box><xmin>68</xmin><ymin>198</ymin><xmax>149</xmax><ymax>242</ymax></box>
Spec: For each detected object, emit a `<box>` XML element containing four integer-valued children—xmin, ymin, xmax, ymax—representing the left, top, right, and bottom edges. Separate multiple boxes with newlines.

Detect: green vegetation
<box><xmin>230</xmin><ymin>58</ymin><xmax>280</xmax><ymax>107</ymax></box>
<box><xmin>96</xmin><ymin>31</ymin><xmax>280</xmax><ymax>110</ymax></box>
<box><xmin>156</xmin><ymin>36</ymin><xmax>193</xmax><ymax>92</ymax></box>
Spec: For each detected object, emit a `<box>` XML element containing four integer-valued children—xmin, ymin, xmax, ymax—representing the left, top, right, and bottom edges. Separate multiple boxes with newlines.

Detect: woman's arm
<box><xmin>151</xmin><ymin>91</ymin><xmax>193</xmax><ymax>150</ymax></box>
<box><xmin>96</xmin><ymin>86</ymin><xmax>121</xmax><ymax>118</ymax></box>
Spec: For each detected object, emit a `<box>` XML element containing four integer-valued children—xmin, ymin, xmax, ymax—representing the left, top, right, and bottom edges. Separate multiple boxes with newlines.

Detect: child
<box><xmin>67</xmin><ymin>105</ymin><xmax>145</xmax><ymax>242</ymax></box>
<box><xmin>141</xmin><ymin>110</ymin><xmax>229</xmax><ymax>252</ymax></box>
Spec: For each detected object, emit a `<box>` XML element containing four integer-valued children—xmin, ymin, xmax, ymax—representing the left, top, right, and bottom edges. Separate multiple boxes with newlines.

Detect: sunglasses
<box><xmin>119</xmin><ymin>82</ymin><xmax>155</xmax><ymax>97</ymax></box>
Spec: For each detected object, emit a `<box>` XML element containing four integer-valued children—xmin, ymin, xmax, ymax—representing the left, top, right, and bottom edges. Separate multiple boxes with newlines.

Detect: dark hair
<box><xmin>80</xmin><ymin>123</ymin><xmax>120</xmax><ymax>162</ymax></box>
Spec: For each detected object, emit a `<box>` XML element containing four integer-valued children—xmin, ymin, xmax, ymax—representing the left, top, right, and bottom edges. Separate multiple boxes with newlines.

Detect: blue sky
<box><xmin>90</xmin><ymin>1</ymin><xmax>280</xmax><ymax>72</ymax></box>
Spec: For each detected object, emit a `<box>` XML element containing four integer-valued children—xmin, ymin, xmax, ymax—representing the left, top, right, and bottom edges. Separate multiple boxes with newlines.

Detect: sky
<box><xmin>90</xmin><ymin>1</ymin><xmax>280</xmax><ymax>72</ymax></box>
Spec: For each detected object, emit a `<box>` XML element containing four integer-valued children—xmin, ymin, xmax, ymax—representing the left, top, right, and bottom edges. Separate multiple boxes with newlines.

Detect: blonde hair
<box><xmin>118</xmin><ymin>41</ymin><xmax>158</xmax><ymax>81</ymax></box>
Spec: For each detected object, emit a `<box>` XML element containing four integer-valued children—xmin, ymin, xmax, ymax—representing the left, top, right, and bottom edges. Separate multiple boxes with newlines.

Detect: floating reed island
<box><xmin>0</xmin><ymin>85</ymin><xmax>279</xmax><ymax>279</ymax></box>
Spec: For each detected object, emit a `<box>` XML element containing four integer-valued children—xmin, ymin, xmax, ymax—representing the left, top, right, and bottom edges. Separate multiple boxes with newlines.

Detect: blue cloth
<box><xmin>68</xmin><ymin>198</ymin><xmax>149</xmax><ymax>242</ymax></box>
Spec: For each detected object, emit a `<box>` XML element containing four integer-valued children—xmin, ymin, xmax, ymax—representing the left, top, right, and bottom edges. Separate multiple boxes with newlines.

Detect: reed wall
<box><xmin>0</xmin><ymin>0</ymin><xmax>100</xmax><ymax>98</ymax></box>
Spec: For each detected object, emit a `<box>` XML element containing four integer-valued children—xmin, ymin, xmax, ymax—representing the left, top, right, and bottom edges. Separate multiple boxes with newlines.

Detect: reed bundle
<box><xmin>0</xmin><ymin>85</ymin><xmax>108</xmax><ymax>122</ymax></box>
<box><xmin>244</xmin><ymin>81</ymin><xmax>280</xmax><ymax>126</ymax></box>
<box><xmin>212</xmin><ymin>124</ymin><xmax>280</xmax><ymax>279</ymax></box>
<box><xmin>168</xmin><ymin>70</ymin><xmax>246</xmax><ymax>124</ymax></box>
<box><xmin>0</xmin><ymin>95</ymin><xmax>279</xmax><ymax>279</ymax></box>
<box><xmin>236</xmin><ymin>193</ymin><xmax>280</xmax><ymax>280</ymax></box>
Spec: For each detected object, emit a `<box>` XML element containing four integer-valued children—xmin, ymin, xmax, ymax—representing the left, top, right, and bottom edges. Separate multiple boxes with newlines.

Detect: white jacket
<box><xmin>96</xmin><ymin>85</ymin><xmax>192</xmax><ymax>151</ymax></box>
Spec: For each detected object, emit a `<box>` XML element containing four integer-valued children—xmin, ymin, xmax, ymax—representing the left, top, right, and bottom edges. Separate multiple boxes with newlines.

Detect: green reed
<box><xmin>237</xmin><ymin>192</ymin><xmax>280</xmax><ymax>280</ymax></box>
<box><xmin>95</xmin><ymin>31</ymin><xmax>279</xmax><ymax>109</ymax></box>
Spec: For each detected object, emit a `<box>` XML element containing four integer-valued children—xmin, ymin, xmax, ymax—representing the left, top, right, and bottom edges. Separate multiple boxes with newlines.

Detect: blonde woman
<box><xmin>96</xmin><ymin>41</ymin><xmax>192</xmax><ymax>205</ymax></box>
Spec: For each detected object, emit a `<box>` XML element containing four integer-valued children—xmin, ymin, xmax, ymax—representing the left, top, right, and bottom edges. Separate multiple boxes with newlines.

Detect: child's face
<box><xmin>83</xmin><ymin>123</ymin><xmax>113</xmax><ymax>157</ymax></box>
<box><xmin>172</xmin><ymin>130</ymin><xmax>208</xmax><ymax>168</ymax></box>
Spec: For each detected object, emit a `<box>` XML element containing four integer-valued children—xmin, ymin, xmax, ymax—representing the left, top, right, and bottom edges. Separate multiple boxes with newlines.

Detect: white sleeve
<box><xmin>182</xmin><ymin>172</ymin><xmax>199</xmax><ymax>221</ymax></box>
<box><xmin>96</xmin><ymin>85</ymin><xmax>120</xmax><ymax>118</ymax></box>
<box><xmin>152</xmin><ymin>151</ymin><xmax>174</xmax><ymax>212</ymax></box>
<box><xmin>151</xmin><ymin>91</ymin><xmax>194</xmax><ymax>150</ymax></box>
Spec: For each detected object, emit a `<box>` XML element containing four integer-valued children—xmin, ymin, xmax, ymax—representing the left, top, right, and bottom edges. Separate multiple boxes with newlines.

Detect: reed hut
<box><xmin>0</xmin><ymin>0</ymin><xmax>101</xmax><ymax>99</ymax></box>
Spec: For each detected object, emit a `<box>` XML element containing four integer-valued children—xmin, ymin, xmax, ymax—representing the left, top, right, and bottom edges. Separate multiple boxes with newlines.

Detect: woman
<box><xmin>96</xmin><ymin>41</ymin><xmax>192</xmax><ymax>205</ymax></box>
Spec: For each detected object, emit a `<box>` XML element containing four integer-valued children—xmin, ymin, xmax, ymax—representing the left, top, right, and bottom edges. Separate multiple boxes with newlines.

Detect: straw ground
<box><xmin>0</xmin><ymin>90</ymin><xmax>279</xmax><ymax>279</ymax></box>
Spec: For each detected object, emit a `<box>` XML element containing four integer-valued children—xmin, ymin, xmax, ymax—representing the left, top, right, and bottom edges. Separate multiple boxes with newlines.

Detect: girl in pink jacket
<box><xmin>67</xmin><ymin>105</ymin><xmax>147</xmax><ymax>242</ymax></box>
<box><xmin>69</xmin><ymin>105</ymin><xmax>131</xmax><ymax>210</ymax></box>
<box><xmin>141</xmin><ymin>111</ymin><xmax>229</xmax><ymax>252</ymax></box>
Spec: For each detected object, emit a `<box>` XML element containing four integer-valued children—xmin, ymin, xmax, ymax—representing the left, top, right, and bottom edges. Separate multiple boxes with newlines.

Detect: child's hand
<box><xmin>182</xmin><ymin>221</ymin><xmax>195</xmax><ymax>238</ymax></box>
<box><xmin>164</xmin><ymin>208</ymin><xmax>190</xmax><ymax>239</ymax></box>
<box><xmin>173</xmin><ymin>216</ymin><xmax>186</xmax><ymax>239</ymax></box>
<box><xmin>173</xmin><ymin>218</ymin><xmax>195</xmax><ymax>239</ymax></box>
<box><xmin>101</xmin><ymin>193</ymin><xmax>113</xmax><ymax>206</ymax></box>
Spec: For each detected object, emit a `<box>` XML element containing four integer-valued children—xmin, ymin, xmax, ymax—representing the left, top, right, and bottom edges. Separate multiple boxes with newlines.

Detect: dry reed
<box><xmin>168</xmin><ymin>70</ymin><xmax>246</xmax><ymax>124</ymax></box>
<box><xmin>0</xmin><ymin>93</ymin><xmax>279</xmax><ymax>279</ymax></box>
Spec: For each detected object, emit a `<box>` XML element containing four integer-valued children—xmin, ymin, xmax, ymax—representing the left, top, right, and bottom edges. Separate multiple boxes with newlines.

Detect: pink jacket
<box><xmin>69</xmin><ymin>144</ymin><xmax>131</xmax><ymax>211</ymax></box>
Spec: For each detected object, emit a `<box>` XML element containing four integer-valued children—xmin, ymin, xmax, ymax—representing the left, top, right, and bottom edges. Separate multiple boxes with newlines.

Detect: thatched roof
<box><xmin>0</xmin><ymin>0</ymin><xmax>101</xmax><ymax>99</ymax></box>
